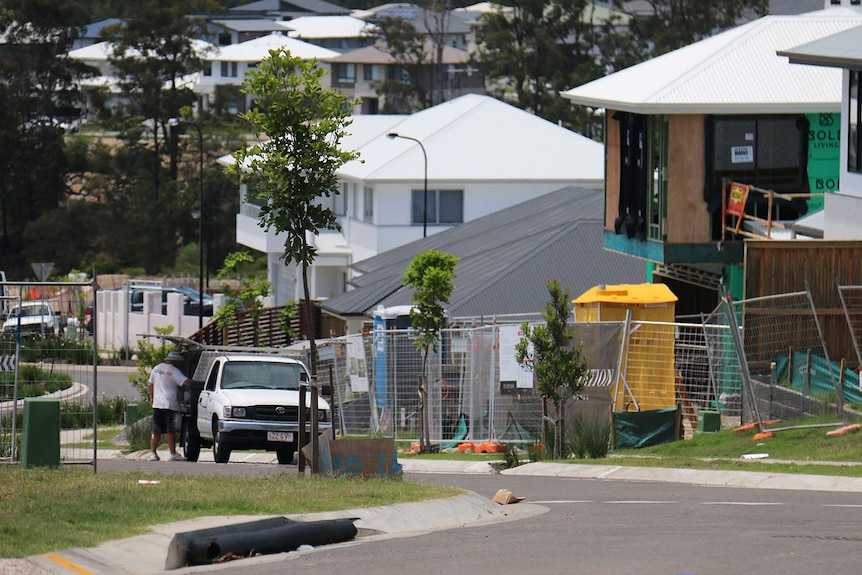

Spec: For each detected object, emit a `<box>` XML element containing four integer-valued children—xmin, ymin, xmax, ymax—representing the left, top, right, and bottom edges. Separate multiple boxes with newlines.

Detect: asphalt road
<box><xmin>52</xmin><ymin>364</ymin><xmax>141</xmax><ymax>402</ymax></box>
<box><xmin>158</xmin><ymin>470</ymin><xmax>861</xmax><ymax>575</ymax></box>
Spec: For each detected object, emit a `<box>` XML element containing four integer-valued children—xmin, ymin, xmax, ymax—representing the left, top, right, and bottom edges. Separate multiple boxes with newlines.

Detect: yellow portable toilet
<box><xmin>573</xmin><ymin>283</ymin><xmax>677</xmax><ymax>411</ymax></box>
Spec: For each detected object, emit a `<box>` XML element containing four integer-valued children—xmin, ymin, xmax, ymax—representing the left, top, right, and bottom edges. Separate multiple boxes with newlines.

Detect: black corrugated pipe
<box><xmin>186</xmin><ymin>518</ymin><xmax>358</xmax><ymax>565</ymax></box>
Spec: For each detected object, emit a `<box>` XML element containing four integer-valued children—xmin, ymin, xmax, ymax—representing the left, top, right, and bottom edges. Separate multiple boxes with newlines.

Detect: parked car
<box><xmin>130</xmin><ymin>286</ymin><xmax>213</xmax><ymax>317</ymax></box>
<box><xmin>1</xmin><ymin>302</ymin><xmax>60</xmax><ymax>336</ymax></box>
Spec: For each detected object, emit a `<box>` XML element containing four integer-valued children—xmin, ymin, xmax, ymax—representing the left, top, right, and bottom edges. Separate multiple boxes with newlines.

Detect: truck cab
<box><xmin>183</xmin><ymin>351</ymin><xmax>331</xmax><ymax>464</ymax></box>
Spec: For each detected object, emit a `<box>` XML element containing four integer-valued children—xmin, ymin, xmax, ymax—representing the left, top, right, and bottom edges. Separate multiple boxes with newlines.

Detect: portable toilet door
<box><xmin>573</xmin><ymin>283</ymin><xmax>678</xmax><ymax>411</ymax></box>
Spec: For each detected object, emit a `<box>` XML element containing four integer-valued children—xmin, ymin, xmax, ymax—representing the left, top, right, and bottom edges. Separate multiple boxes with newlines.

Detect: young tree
<box><xmin>229</xmin><ymin>48</ymin><xmax>359</xmax><ymax>376</ymax></box>
<box><xmin>402</xmin><ymin>249</ymin><xmax>458</xmax><ymax>454</ymax></box>
<box><xmin>515</xmin><ymin>279</ymin><xmax>589</xmax><ymax>459</ymax></box>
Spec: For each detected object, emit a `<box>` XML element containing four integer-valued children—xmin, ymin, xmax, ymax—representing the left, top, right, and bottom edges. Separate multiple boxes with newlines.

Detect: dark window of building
<box><xmin>411</xmin><ymin>189</ymin><xmax>463</xmax><ymax>225</ymax></box>
<box><xmin>850</xmin><ymin>70</ymin><xmax>861</xmax><ymax>173</ymax></box>
<box><xmin>705</xmin><ymin>114</ymin><xmax>809</xmax><ymax>238</ymax></box>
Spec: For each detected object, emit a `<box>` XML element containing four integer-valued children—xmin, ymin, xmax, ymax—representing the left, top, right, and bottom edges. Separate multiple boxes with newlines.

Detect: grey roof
<box><xmin>81</xmin><ymin>18</ymin><xmax>121</xmax><ymax>39</ymax></box>
<box><xmin>778</xmin><ymin>24</ymin><xmax>862</xmax><ymax>69</ymax></box>
<box><xmin>229</xmin><ymin>0</ymin><xmax>349</xmax><ymax>16</ymax></box>
<box><xmin>211</xmin><ymin>19</ymin><xmax>286</xmax><ymax>32</ymax></box>
<box><xmin>319</xmin><ymin>187</ymin><xmax>645</xmax><ymax>319</ymax></box>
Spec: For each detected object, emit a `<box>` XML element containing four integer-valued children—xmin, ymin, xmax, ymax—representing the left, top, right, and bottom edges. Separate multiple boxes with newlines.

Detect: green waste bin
<box><xmin>696</xmin><ymin>410</ymin><xmax>721</xmax><ymax>434</ymax></box>
<box><xmin>125</xmin><ymin>403</ymin><xmax>138</xmax><ymax>427</ymax></box>
<box><xmin>21</xmin><ymin>398</ymin><xmax>60</xmax><ymax>468</ymax></box>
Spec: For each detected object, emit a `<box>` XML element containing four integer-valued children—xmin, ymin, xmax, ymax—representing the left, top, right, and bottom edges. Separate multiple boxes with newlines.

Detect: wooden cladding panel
<box><xmin>745</xmin><ymin>241</ymin><xmax>862</xmax><ymax>368</ymax></box>
<box><xmin>605</xmin><ymin>110</ymin><xmax>621</xmax><ymax>232</ymax></box>
<box><xmin>667</xmin><ymin>115</ymin><xmax>709</xmax><ymax>244</ymax></box>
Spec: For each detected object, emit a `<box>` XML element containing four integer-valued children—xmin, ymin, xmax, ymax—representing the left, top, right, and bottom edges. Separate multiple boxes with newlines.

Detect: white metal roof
<box><xmin>206</xmin><ymin>32</ymin><xmax>339</xmax><ymax>62</ymax></box>
<box><xmin>562</xmin><ymin>8</ymin><xmax>862</xmax><ymax>114</ymax></box>
<box><xmin>68</xmin><ymin>39</ymin><xmax>216</xmax><ymax>63</ymax></box>
<box><xmin>779</xmin><ymin>24</ymin><xmax>862</xmax><ymax>69</ymax></box>
<box><xmin>218</xmin><ymin>94</ymin><xmax>603</xmax><ymax>184</ymax></box>
<box><xmin>275</xmin><ymin>16</ymin><xmax>377</xmax><ymax>39</ymax></box>
<box><xmin>338</xmin><ymin>93</ymin><xmax>604</xmax><ymax>183</ymax></box>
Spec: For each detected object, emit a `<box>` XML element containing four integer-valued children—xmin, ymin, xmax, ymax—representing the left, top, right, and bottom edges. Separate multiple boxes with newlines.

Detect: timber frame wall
<box><xmin>744</xmin><ymin>241</ymin><xmax>862</xmax><ymax>369</ymax></box>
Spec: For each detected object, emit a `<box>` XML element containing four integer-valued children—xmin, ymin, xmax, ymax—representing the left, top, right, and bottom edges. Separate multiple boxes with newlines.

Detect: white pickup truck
<box><xmin>182</xmin><ymin>352</ymin><xmax>331</xmax><ymax>464</ymax></box>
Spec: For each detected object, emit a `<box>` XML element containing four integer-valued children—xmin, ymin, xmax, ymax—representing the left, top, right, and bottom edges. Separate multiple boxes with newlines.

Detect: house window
<box><xmin>849</xmin><ymin>70</ymin><xmax>861</xmax><ymax>174</ymax></box>
<box><xmin>647</xmin><ymin>116</ymin><xmax>668</xmax><ymax>241</ymax></box>
<box><xmin>335</xmin><ymin>183</ymin><xmax>347</xmax><ymax>216</ymax></box>
<box><xmin>335</xmin><ymin>63</ymin><xmax>356</xmax><ymax>84</ymax></box>
<box><xmin>221</xmin><ymin>61</ymin><xmax>238</xmax><ymax>77</ymax></box>
<box><xmin>388</xmin><ymin>65</ymin><xmax>410</xmax><ymax>84</ymax></box>
<box><xmin>412</xmin><ymin>189</ymin><xmax>463</xmax><ymax>225</ymax></box>
<box><xmin>613</xmin><ymin>112</ymin><xmax>668</xmax><ymax>242</ymax></box>
<box><xmin>363</xmin><ymin>64</ymin><xmax>381</xmax><ymax>81</ymax></box>
<box><xmin>363</xmin><ymin>186</ymin><xmax>374</xmax><ymax>222</ymax></box>
<box><xmin>705</xmin><ymin>114</ymin><xmax>809</xmax><ymax>238</ymax></box>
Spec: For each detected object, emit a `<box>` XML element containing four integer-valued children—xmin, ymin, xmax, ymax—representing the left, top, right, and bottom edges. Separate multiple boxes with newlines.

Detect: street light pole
<box><xmin>387</xmin><ymin>132</ymin><xmax>428</xmax><ymax>238</ymax></box>
<box><xmin>169</xmin><ymin>118</ymin><xmax>205</xmax><ymax>331</ymax></box>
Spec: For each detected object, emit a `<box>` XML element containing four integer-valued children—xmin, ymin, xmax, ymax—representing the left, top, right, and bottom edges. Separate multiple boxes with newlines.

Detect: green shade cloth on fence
<box><xmin>774</xmin><ymin>353</ymin><xmax>862</xmax><ymax>405</ymax></box>
<box><xmin>613</xmin><ymin>408</ymin><xmax>678</xmax><ymax>449</ymax></box>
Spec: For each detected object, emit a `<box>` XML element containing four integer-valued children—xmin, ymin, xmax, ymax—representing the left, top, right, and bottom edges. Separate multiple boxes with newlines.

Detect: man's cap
<box><xmin>166</xmin><ymin>351</ymin><xmax>184</xmax><ymax>362</ymax></box>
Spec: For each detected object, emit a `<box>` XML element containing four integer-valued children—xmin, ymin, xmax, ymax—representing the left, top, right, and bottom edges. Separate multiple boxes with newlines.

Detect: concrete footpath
<box><xmin>16</xmin><ymin>453</ymin><xmax>862</xmax><ymax>575</ymax></box>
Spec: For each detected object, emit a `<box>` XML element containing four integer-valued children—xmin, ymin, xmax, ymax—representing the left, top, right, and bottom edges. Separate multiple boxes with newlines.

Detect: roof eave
<box><xmin>562</xmin><ymin>95</ymin><xmax>840</xmax><ymax>115</ymax></box>
<box><xmin>779</xmin><ymin>52</ymin><xmax>860</xmax><ymax>70</ymax></box>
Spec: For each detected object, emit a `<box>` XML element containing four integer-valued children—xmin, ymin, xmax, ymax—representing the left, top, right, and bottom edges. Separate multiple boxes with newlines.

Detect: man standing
<box><xmin>146</xmin><ymin>350</ymin><xmax>190</xmax><ymax>461</ymax></box>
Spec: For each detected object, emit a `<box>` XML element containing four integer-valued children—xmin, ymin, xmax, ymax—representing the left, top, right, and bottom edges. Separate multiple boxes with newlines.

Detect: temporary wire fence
<box><xmin>0</xmin><ymin>280</ymin><xmax>98</xmax><ymax>468</ymax></box>
<box><xmin>838</xmin><ymin>285</ymin><xmax>862</xmax><ymax>368</ymax></box>
<box><xmin>731</xmin><ymin>291</ymin><xmax>846</xmax><ymax>423</ymax></box>
<box><xmin>326</xmin><ymin>326</ymin><xmax>544</xmax><ymax>446</ymax></box>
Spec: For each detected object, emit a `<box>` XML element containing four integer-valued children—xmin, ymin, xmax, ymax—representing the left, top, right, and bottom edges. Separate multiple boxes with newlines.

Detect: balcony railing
<box><xmin>721</xmin><ymin>179</ymin><xmax>824</xmax><ymax>240</ymax></box>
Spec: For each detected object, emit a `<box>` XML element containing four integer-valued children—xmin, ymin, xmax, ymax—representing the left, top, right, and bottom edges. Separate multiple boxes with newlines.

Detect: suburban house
<box><xmin>226</xmin><ymin>0</ymin><xmax>350</xmax><ymax>19</ymax></box>
<box><xmin>197</xmin><ymin>32</ymin><xmax>340</xmax><ymax>114</ymax></box>
<box><xmin>779</xmin><ymin>23</ymin><xmax>862</xmax><ymax>238</ymax></box>
<box><xmin>224</xmin><ymin>93</ymin><xmax>604</xmax><ymax>307</ymax></box>
<box><xmin>67</xmin><ymin>39</ymin><xmax>215</xmax><ymax>118</ymax></box>
<box><xmin>204</xmin><ymin>18</ymin><xmax>286</xmax><ymax>46</ymax></box>
<box><xmin>275</xmin><ymin>15</ymin><xmax>378</xmax><ymax>52</ymax></box>
<box><xmin>73</xmin><ymin>18</ymin><xmax>120</xmax><ymax>49</ymax></box>
<box><xmin>319</xmin><ymin>186</ymin><xmax>645</xmax><ymax>334</ymax></box>
<box><xmin>351</xmin><ymin>3</ymin><xmax>474</xmax><ymax>52</ymax></box>
<box><xmin>323</xmin><ymin>43</ymin><xmax>483</xmax><ymax>114</ymax></box>
<box><xmin>561</xmin><ymin>2</ymin><xmax>862</xmax><ymax>316</ymax></box>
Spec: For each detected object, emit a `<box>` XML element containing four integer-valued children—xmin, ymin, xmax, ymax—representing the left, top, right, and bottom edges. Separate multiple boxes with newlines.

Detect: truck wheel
<box><xmin>276</xmin><ymin>447</ymin><xmax>295</xmax><ymax>465</ymax></box>
<box><xmin>212</xmin><ymin>419</ymin><xmax>231</xmax><ymax>464</ymax></box>
<box><xmin>182</xmin><ymin>422</ymin><xmax>201</xmax><ymax>462</ymax></box>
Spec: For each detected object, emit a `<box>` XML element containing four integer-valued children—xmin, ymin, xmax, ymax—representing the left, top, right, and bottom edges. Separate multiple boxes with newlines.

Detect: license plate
<box><xmin>267</xmin><ymin>431</ymin><xmax>294</xmax><ymax>443</ymax></box>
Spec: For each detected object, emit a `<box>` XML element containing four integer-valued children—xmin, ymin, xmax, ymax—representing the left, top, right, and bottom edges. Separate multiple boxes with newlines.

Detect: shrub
<box><xmin>568</xmin><ymin>412</ymin><xmax>611</xmax><ymax>459</ymax></box>
<box><xmin>1</xmin><ymin>365</ymin><xmax>73</xmax><ymax>401</ymax></box>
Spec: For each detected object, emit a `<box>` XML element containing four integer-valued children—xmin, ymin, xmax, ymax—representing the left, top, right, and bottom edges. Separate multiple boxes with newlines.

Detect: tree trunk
<box><xmin>301</xmin><ymin>254</ymin><xmax>317</xmax><ymax>377</ymax></box>
<box><xmin>419</xmin><ymin>350</ymin><xmax>431</xmax><ymax>453</ymax></box>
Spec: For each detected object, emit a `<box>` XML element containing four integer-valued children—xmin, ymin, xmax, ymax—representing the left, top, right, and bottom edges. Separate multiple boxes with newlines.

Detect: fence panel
<box><xmin>732</xmin><ymin>291</ymin><xmax>843</xmax><ymax>422</ymax></box>
<box><xmin>0</xmin><ymin>280</ymin><xmax>98</xmax><ymax>467</ymax></box>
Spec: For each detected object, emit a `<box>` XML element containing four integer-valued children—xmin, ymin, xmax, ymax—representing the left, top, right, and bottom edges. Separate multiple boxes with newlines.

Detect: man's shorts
<box><xmin>152</xmin><ymin>408</ymin><xmax>180</xmax><ymax>434</ymax></box>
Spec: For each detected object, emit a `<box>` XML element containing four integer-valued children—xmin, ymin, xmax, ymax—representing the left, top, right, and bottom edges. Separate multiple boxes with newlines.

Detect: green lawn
<box><xmin>0</xmin><ymin>466</ymin><xmax>460</xmax><ymax>558</ymax></box>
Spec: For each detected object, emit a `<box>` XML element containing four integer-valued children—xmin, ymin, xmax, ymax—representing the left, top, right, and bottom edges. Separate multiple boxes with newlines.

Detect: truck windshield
<box><xmin>221</xmin><ymin>362</ymin><xmax>304</xmax><ymax>391</ymax></box>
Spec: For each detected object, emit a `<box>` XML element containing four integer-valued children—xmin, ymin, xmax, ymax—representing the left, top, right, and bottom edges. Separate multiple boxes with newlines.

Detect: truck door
<box><xmin>197</xmin><ymin>360</ymin><xmax>222</xmax><ymax>437</ymax></box>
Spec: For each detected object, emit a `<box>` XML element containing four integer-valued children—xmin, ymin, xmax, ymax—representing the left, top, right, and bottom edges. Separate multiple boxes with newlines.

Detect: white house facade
<box><xmin>197</xmin><ymin>32</ymin><xmax>340</xmax><ymax>114</ymax></box>
<box><xmin>224</xmin><ymin>93</ymin><xmax>604</xmax><ymax>306</ymax></box>
<box><xmin>780</xmin><ymin>20</ymin><xmax>862</xmax><ymax>239</ymax></box>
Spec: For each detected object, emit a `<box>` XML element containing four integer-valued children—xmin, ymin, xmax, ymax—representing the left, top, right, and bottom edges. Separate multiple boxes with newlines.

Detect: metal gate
<box><xmin>0</xmin><ymin>279</ymin><xmax>98</xmax><ymax>468</ymax></box>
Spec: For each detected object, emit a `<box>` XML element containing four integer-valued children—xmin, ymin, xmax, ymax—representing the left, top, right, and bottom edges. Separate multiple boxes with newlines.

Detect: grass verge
<box><xmin>559</xmin><ymin>416</ymin><xmax>862</xmax><ymax>477</ymax></box>
<box><xmin>0</xmin><ymin>466</ymin><xmax>460</xmax><ymax>558</ymax></box>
